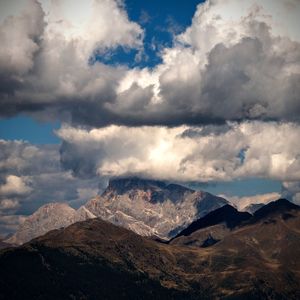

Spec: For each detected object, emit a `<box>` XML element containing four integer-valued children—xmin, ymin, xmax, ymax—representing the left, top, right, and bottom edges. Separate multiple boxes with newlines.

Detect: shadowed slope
<box><xmin>172</xmin><ymin>205</ymin><xmax>251</xmax><ymax>240</ymax></box>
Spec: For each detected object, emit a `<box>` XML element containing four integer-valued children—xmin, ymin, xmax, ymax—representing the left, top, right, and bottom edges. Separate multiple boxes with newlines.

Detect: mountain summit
<box><xmin>104</xmin><ymin>177</ymin><xmax>193</xmax><ymax>203</ymax></box>
<box><xmin>84</xmin><ymin>177</ymin><xmax>228</xmax><ymax>239</ymax></box>
<box><xmin>6</xmin><ymin>203</ymin><xmax>80</xmax><ymax>245</ymax></box>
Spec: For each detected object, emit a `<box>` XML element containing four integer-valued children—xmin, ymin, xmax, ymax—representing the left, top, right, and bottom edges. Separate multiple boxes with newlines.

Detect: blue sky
<box><xmin>189</xmin><ymin>178</ymin><xmax>282</xmax><ymax>197</ymax></box>
<box><xmin>0</xmin><ymin>116</ymin><xmax>60</xmax><ymax>144</ymax></box>
<box><xmin>92</xmin><ymin>0</ymin><xmax>203</xmax><ymax>68</ymax></box>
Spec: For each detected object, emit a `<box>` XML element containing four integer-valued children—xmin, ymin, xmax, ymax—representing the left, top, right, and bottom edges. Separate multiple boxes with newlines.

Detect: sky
<box><xmin>0</xmin><ymin>0</ymin><xmax>299</xmax><ymax>235</ymax></box>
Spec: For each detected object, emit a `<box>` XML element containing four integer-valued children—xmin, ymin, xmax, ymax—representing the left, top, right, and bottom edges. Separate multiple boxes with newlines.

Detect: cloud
<box><xmin>0</xmin><ymin>140</ymin><xmax>60</xmax><ymax>176</ymax></box>
<box><xmin>282</xmin><ymin>181</ymin><xmax>300</xmax><ymax>205</ymax></box>
<box><xmin>0</xmin><ymin>0</ymin><xmax>299</xmax><ymax>126</ymax></box>
<box><xmin>225</xmin><ymin>192</ymin><xmax>281</xmax><ymax>210</ymax></box>
<box><xmin>0</xmin><ymin>175</ymin><xmax>31</xmax><ymax>196</ymax></box>
<box><xmin>0</xmin><ymin>215</ymin><xmax>26</xmax><ymax>236</ymax></box>
<box><xmin>90</xmin><ymin>0</ymin><xmax>300</xmax><ymax>126</ymax></box>
<box><xmin>0</xmin><ymin>199</ymin><xmax>20</xmax><ymax>211</ymax></box>
<box><xmin>57</xmin><ymin>121</ymin><xmax>300</xmax><ymax>183</ymax></box>
<box><xmin>0</xmin><ymin>0</ymin><xmax>45</xmax><ymax>76</ymax></box>
<box><xmin>0</xmin><ymin>0</ymin><xmax>143</xmax><ymax>123</ymax></box>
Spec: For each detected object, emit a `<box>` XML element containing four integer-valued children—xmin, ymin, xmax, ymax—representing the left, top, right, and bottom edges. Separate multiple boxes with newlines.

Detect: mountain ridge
<box><xmin>6</xmin><ymin>177</ymin><xmax>228</xmax><ymax>245</ymax></box>
<box><xmin>1</xmin><ymin>200</ymin><xmax>300</xmax><ymax>299</ymax></box>
<box><xmin>171</xmin><ymin>204</ymin><xmax>252</xmax><ymax>241</ymax></box>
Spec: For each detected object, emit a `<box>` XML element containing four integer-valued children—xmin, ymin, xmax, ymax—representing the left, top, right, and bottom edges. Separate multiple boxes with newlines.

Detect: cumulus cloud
<box><xmin>0</xmin><ymin>175</ymin><xmax>32</xmax><ymax>196</ymax></box>
<box><xmin>0</xmin><ymin>0</ymin><xmax>45</xmax><ymax>76</ymax></box>
<box><xmin>57</xmin><ymin>121</ymin><xmax>300</xmax><ymax>183</ymax></box>
<box><xmin>0</xmin><ymin>0</ymin><xmax>143</xmax><ymax>123</ymax></box>
<box><xmin>112</xmin><ymin>0</ymin><xmax>300</xmax><ymax>126</ymax></box>
<box><xmin>0</xmin><ymin>0</ymin><xmax>299</xmax><ymax>126</ymax></box>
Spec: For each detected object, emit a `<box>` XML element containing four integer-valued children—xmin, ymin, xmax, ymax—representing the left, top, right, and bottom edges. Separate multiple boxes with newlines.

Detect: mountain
<box><xmin>253</xmin><ymin>198</ymin><xmax>300</xmax><ymax>220</ymax></box>
<box><xmin>243</xmin><ymin>203</ymin><xmax>265</xmax><ymax>214</ymax></box>
<box><xmin>0</xmin><ymin>241</ymin><xmax>10</xmax><ymax>250</ymax></box>
<box><xmin>6</xmin><ymin>178</ymin><xmax>228</xmax><ymax>245</ymax></box>
<box><xmin>170</xmin><ymin>205</ymin><xmax>251</xmax><ymax>247</ymax></box>
<box><xmin>173</xmin><ymin>205</ymin><xmax>251</xmax><ymax>237</ymax></box>
<box><xmin>1</xmin><ymin>201</ymin><xmax>300</xmax><ymax>299</ymax></box>
<box><xmin>83</xmin><ymin>177</ymin><xmax>229</xmax><ymax>239</ymax></box>
<box><xmin>5</xmin><ymin>203</ymin><xmax>79</xmax><ymax>245</ymax></box>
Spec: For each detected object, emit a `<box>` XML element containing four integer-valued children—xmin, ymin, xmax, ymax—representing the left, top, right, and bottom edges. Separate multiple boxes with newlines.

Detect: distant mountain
<box><xmin>84</xmin><ymin>177</ymin><xmax>229</xmax><ymax>239</ymax></box>
<box><xmin>6</xmin><ymin>178</ymin><xmax>228</xmax><ymax>245</ymax></box>
<box><xmin>171</xmin><ymin>199</ymin><xmax>300</xmax><ymax>248</ymax></box>
<box><xmin>170</xmin><ymin>204</ymin><xmax>251</xmax><ymax>247</ymax></box>
<box><xmin>5</xmin><ymin>203</ymin><xmax>83</xmax><ymax>245</ymax></box>
<box><xmin>253</xmin><ymin>198</ymin><xmax>300</xmax><ymax>220</ymax></box>
<box><xmin>1</xmin><ymin>203</ymin><xmax>300</xmax><ymax>300</ymax></box>
<box><xmin>243</xmin><ymin>203</ymin><xmax>265</xmax><ymax>214</ymax></box>
<box><xmin>172</xmin><ymin>205</ymin><xmax>251</xmax><ymax>239</ymax></box>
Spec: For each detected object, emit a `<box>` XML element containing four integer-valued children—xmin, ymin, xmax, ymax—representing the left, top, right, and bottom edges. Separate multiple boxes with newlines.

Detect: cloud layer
<box><xmin>57</xmin><ymin>122</ymin><xmax>300</xmax><ymax>183</ymax></box>
<box><xmin>0</xmin><ymin>0</ymin><xmax>299</xmax><ymax>126</ymax></box>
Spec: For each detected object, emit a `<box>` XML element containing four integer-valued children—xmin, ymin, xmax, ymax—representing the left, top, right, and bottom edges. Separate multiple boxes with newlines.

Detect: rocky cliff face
<box><xmin>84</xmin><ymin>177</ymin><xmax>229</xmax><ymax>239</ymax></box>
<box><xmin>6</xmin><ymin>177</ymin><xmax>228</xmax><ymax>244</ymax></box>
<box><xmin>6</xmin><ymin>203</ymin><xmax>78</xmax><ymax>245</ymax></box>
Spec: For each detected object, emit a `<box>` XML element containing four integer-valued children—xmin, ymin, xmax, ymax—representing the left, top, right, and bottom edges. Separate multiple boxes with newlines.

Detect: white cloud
<box><xmin>57</xmin><ymin>121</ymin><xmax>300</xmax><ymax>183</ymax></box>
<box><xmin>106</xmin><ymin>0</ymin><xmax>300</xmax><ymax>126</ymax></box>
<box><xmin>0</xmin><ymin>0</ymin><xmax>143</xmax><ymax>123</ymax></box>
<box><xmin>0</xmin><ymin>0</ymin><xmax>45</xmax><ymax>76</ymax></box>
<box><xmin>0</xmin><ymin>199</ymin><xmax>20</xmax><ymax>210</ymax></box>
<box><xmin>0</xmin><ymin>175</ymin><xmax>31</xmax><ymax>196</ymax></box>
<box><xmin>44</xmin><ymin>0</ymin><xmax>143</xmax><ymax>59</ymax></box>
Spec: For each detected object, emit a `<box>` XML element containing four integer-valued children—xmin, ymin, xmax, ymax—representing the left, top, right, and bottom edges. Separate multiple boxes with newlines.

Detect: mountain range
<box><xmin>6</xmin><ymin>177</ymin><xmax>228</xmax><ymax>245</ymax></box>
<box><xmin>1</xmin><ymin>198</ymin><xmax>300</xmax><ymax>299</ymax></box>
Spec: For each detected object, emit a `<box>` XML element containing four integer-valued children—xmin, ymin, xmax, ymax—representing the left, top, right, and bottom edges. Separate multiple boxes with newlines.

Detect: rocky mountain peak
<box><xmin>106</xmin><ymin>177</ymin><xmax>167</xmax><ymax>193</ymax></box>
<box><xmin>6</xmin><ymin>202</ymin><xmax>77</xmax><ymax>245</ymax></box>
<box><xmin>104</xmin><ymin>177</ymin><xmax>194</xmax><ymax>203</ymax></box>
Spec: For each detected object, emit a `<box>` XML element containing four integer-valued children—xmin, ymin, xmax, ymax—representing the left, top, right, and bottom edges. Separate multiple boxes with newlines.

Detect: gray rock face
<box><xmin>6</xmin><ymin>178</ymin><xmax>228</xmax><ymax>244</ymax></box>
<box><xmin>84</xmin><ymin>178</ymin><xmax>228</xmax><ymax>239</ymax></box>
<box><xmin>6</xmin><ymin>203</ymin><xmax>78</xmax><ymax>245</ymax></box>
